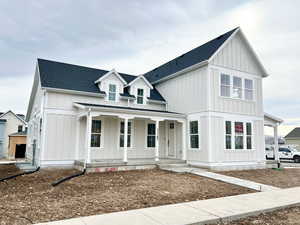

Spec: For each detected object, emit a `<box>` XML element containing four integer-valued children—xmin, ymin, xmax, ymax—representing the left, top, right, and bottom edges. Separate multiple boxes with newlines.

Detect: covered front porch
<box><xmin>73</xmin><ymin>103</ymin><xmax>187</xmax><ymax>170</ymax></box>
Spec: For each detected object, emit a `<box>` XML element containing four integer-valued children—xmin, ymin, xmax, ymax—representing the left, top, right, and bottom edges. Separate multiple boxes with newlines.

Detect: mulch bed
<box><xmin>0</xmin><ymin>165</ymin><xmax>254</xmax><ymax>225</ymax></box>
<box><xmin>211</xmin><ymin>206</ymin><xmax>300</xmax><ymax>225</ymax></box>
<box><xmin>218</xmin><ymin>168</ymin><xmax>300</xmax><ymax>188</ymax></box>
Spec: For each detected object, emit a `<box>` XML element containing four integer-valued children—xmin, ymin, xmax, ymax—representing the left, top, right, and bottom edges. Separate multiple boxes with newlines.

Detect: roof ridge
<box><xmin>143</xmin><ymin>27</ymin><xmax>239</xmax><ymax>79</ymax></box>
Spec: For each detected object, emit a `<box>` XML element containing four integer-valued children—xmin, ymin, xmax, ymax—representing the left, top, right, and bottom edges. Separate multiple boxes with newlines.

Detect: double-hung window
<box><xmin>189</xmin><ymin>121</ymin><xmax>199</xmax><ymax>149</ymax></box>
<box><xmin>234</xmin><ymin>122</ymin><xmax>244</xmax><ymax>149</ymax></box>
<box><xmin>225</xmin><ymin>121</ymin><xmax>232</xmax><ymax>149</ymax></box>
<box><xmin>147</xmin><ymin>123</ymin><xmax>156</xmax><ymax>148</ymax></box>
<box><xmin>108</xmin><ymin>84</ymin><xmax>117</xmax><ymax>101</ymax></box>
<box><xmin>244</xmin><ymin>79</ymin><xmax>254</xmax><ymax>100</ymax></box>
<box><xmin>220</xmin><ymin>74</ymin><xmax>231</xmax><ymax>97</ymax></box>
<box><xmin>246</xmin><ymin>122</ymin><xmax>252</xmax><ymax>149</ymax></box>
<box><xmin>120</xmin><ymin>121</ymin><xmax>132</xmax><ymax>148</ymax></box>
<box><xmin>232</xmin><ymin>76</ymin><xmax>242</xmax><ymax>99</ymax></box>
<box><xmin>137</xmin><ymin>88</ymin><xmax>144</xmax><ymax>104</ymax></box>
<box><xmin>91</xmin><ymin>120</ymin><xmax>102</xmax><ymax>147</ymax></box>
<box><xmin>18</xmin><ymin>125</ymin><xmax>23</xmax><ymax>132</ymax></box>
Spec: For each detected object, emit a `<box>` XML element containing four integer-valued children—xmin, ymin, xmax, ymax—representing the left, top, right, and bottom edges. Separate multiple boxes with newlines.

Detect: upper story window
<box><xmin>244</xmin><ymin>79</ymin><xmax>254</xmax><ymax>100</ymax></box>
<box><xmin>220</xmin><ymin>74</ymin><xmax>231</xmax><ymax>97</ymax></box>
<box><xmin>108</xmin><ymin>84</ymin><xmax>117</xmax><ymax>101</ymax></box>
<box><xmin>233</xmin><ymin>77</ymin><xmax>242</xmax><ymax>99</ymax></box>
<box><xmin>18</xmin><ymin>125</ymin><xmax>23</xmax><ymax>132</ymax></box>
<box><xmin>220</xmin><ymin>74</ymin><xmax>254</xmax><ymax>101</ymax></box>
<box><xmin>137</xmin><ymin>88</ymin><xmax>144</xmax><ymax>104</ymax></box>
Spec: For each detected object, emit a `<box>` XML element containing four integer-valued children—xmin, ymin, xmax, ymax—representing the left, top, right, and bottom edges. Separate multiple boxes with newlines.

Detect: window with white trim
<box><xmin>147</xmin><ymin>123</ymin><xmax>156</xmax><ymax>148</ymax></box>
<box><xmin>246</xmin><ymin>122</ymin><xmax>252</xmax><ymax>149</ymax></box>
<box><xmin>189</xmin><ymin>121</ymin><xmax>199</xmax><ymax>149</ymax></box>
<box><xmin>120</xmin><ymin>121</ymin><xmax>132</xmax><ymax>148</ymax></box>
<box><xmin>225</xmin><ymin>121</ymin><xmax>232</xmax><ymax>149</ymax></box>
<box><xmin>108</xmin><ymin>84</ymin><xmax>117</xmax><ymax>101</ymax></box>
<box><xmin>220</xmin><ymin>74</ymin><xmax>254</xmax><ymax>101</ymax></box>
<box><xmin>91</xmin><ymin>120</ymin><xmax>102</xmax><ymax>147</ymax></box>
<box><xmin>225</xmin><ymin>121</ymin><xmax>253</xmax><ymax>150</ymax></box>
<box><xmin>220</xmin><ymin>74</ymin><xmax>231</xmax><ymax>97</ymax></box>
<box><xmin>233</xmin><ymin>76</ymin><xmax>242</xmax><ymax>99</ymax></box>
<box><xmin>137</xmin><ymin>88</ymin><xmax>144</xmax><ymax>104</ymax></box>
<box><xmin>244</xmin><ymin>79</ymin><xmax>254</xmax><ymax>100</ymax></box>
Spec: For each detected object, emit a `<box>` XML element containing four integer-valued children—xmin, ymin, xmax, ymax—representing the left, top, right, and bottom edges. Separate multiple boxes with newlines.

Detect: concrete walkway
<box><xmin>161</xmin><ymin>166</ymin><xmax>280</xmax><ymax>192</ymax></box>
<box><xmin>36</xmin><ymin>187</ymin><xmax>300</xmax><ymax>225</ymax></box>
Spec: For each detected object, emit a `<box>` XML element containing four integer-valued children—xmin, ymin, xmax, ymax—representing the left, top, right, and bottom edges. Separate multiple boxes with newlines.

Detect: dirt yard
<box><xmin>218</xmin><ymin>168</ymin><xmax>300</xmax><ymax>188</ymax></box>
<box><xmin>211</xmin><ymin>206</ymin><xmax>300</xmax><ymax>225</ymax></box>
<box><xmin>0</xmin><ymin>165</ymin><xmax>254</xmax><ymax>225</ymax></box>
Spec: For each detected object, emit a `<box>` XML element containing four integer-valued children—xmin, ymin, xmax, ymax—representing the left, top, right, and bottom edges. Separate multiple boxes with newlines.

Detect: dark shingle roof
<box><xmin>38</xmin><ymin>59</ymin><xmax>165</xmax><ymax>102</ymax></box>
<box><xmin>0</xmin><ymin>119</ymin><xmax>6</xmax><ymax>122</ymax></box>
<box><xmin>285</xmin><ymin>128</ymin><xmax>300</xmax><ymax>139</ymax></box>
<box><xmin>75</xmin><ymin>102</ymin><xmax>181</xmax><ymax>115</ymax></box>
<box><xmin>144</xmin><ymin>28</ymin><xmax>238</xmax><ymax>83</ymax></box>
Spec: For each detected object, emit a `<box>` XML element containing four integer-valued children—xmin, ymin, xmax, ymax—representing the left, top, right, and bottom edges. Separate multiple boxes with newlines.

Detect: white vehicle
<box><xmin>266</xmin><ymin>147</ymin><xmax>300</xmax><ymax>163</ymax></box>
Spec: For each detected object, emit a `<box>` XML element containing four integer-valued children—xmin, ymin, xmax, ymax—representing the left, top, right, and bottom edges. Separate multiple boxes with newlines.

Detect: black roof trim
<box><xmin>75</xmin><ymin>102</ymin><xmax>182</xmax><ymax>115</ymax></box>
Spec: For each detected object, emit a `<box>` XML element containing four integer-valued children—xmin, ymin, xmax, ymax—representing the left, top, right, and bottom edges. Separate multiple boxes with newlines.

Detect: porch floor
<box><xmin>75</xmin><ymin>158</ymin><xmax>186</xmax><ymax>168</ymax></box>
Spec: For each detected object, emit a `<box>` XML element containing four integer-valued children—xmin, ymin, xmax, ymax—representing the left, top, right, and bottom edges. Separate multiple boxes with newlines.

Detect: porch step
<box><xmin>16</xmin><ymin>161</ymin><xmax>37</xmax><ymax>171</ymax></box>
<box><xmin>158</xmin><ymin>163</ymin><xmax>188</xmax><ymax>169</ymax></box>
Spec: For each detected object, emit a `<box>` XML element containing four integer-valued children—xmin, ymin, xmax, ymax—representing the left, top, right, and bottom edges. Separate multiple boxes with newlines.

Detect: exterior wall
<box><xmin>0</xmin><ymin>121</ymin><xmax>6</xmax><ymax>158</ymax></box>
<box><xmin>210</xmin><ymin>116</ymin><xmax>265</xmax><ymax>163</ymax></box>
<box><xmin>47</xmin><ymin>91</ymin><xmax>165</xmax><ymax>111</ymax></box>
<box><xmin>211</xmin><ymin>32</ymin><xmax>264</xmax><ymax>76</ymax></box>
<box><xmin>209</xmin><ymin>66</ymin><xmax>263</xmax><ymax>116</ymax></box>
<box><xmin>8</xmin><ymin>135</ymin><xmax>27</xmax><ymax>159</ymax></box>
<box><xmin>156</xmin><ymin>66</ymin><xmax>208</xmax><ymax>114</ymax></box>
<box><xmin>0</xmin><ymin>112</ymin><xmax>26</xmax><ymax>158</ymax></box>
<box><xmin>285</xmin><ymin>139</ymin><xmax>300</xmax><ymax>151</ymax></box>
<box><xmin>41</xmin><ymin>111</ymin><xmax>182</xmax><ymax>165</ymax></box>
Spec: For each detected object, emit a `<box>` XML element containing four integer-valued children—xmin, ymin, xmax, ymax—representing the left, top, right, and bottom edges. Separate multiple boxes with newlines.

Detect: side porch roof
<box><xmin>73</xmin><ymin>102</ymin><xmax>185</xmax><ymax>119</ymax></box>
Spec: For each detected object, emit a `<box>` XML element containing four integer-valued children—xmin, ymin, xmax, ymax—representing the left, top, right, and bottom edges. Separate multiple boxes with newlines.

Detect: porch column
<box><xmin>85</xmin><ymin>111</ymin><xmax>92</xmax><ymax>164</ymax></box>
<box><xmin>75</xmin><ymin>117</ymin><xmax>80</xmax><ymax>160</ymax></box>
<box><xmin>181</xmin><ymin>121</ymin><xmax>187</xmax><ymax>161</ymax></box>
<box><xmin>274</xmin><ymin>123</ymin><xmax>280</xmax><ymax>168</ymax></box>
<box><xmin>155</xmin><ymin>120</ymin><xmax>160</xmax><ymax>161</ymax></box>
<box><xmin>123</xmin><ymin>118</ymin><xmax>128</xmax><ymax>163</ymax></box>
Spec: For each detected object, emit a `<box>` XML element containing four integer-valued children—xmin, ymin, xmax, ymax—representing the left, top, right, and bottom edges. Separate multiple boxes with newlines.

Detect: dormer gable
<box><xmin>125</xmin><ymin>75</ymin><xmax>153</xmax><ymax>89</ymax></box>
<box><xmin>94</xmin><ymin>69</ymin><xmax>127</xmax><ymax>102</ymax></box>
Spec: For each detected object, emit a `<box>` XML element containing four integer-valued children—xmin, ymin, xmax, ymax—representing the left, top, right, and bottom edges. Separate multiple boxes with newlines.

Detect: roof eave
<box><xmin>150</xmin><ymin>60</ymin><xmax>209</xmax><ymax>85</ymax></box>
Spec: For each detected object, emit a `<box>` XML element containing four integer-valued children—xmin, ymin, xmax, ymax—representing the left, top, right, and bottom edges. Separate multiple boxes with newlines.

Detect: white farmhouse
<box><xmin>25</xmin><ymin>27</ymin><xmax>281</xmax><ymax>171</ymax></box>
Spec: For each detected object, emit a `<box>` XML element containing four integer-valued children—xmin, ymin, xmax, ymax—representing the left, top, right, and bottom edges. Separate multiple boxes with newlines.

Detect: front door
<box><xmin>167</xmin><ymin>122</ymin><xmax>176</xmax><ymax>158</ymax></box>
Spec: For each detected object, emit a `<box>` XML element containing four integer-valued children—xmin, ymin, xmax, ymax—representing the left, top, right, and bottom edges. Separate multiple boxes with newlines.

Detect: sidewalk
<box><xmin>36</xmin><ymin>187</ymin><xmax>300</xmax><ymax>225</ymax></box>
<box><xmin>161</xmin><ymin>166</ymin><xmax>280</xmax><ymax>191</ymax></box>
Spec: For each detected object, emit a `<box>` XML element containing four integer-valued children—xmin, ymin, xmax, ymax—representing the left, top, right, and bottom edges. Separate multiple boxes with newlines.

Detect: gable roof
<box><xmin>94</xmin><ymin>69</ymin><xmax>127</xmax><ymax>85</ymax></box>
<box><xmin>126</xmin><ymin>75</ymin><xmax>153</xmax><ymax>89</ymax></box>
<box><xmin>144</xmin><ymin>27</ymin><xmax>239</xmax><ymax>84</ymax></box>
<box><xmin>0</xmin><ymin>110</ymin><xmax>27</xmax><ymax>124</ymax></box>
<box><xmin>37</xmin><ymin>59</ymin><xmax>164</xmax><ymax>102</ymax></box>
<box><xmin>285</xmin><ymin>128</ymin><xmax>300</xmax><ymax>139</ymax></box>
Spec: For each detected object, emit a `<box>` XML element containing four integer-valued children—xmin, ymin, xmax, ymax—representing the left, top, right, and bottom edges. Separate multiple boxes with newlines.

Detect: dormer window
<box><xmin>108</xmin><ymin>84</ymin><xmax>117</xmax><ymax>101</ymax></box>
<box><xmin>137</xmin><ymin>88</ymin><xmax>144</xmax><ymax>104</ymax></box>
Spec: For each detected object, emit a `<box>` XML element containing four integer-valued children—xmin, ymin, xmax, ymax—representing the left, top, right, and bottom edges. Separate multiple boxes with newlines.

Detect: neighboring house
<box><xmin>25</xmin><ymin>27</ymin><xmax>277</xmax><ymax>170</ymax></box>
<box><xmin>285</xmin><ymin>128</ymin><xmax>300</xmax><ymax>151</ymax></box>
<box><xmin>0</xmin><ymin>111</ymin><xmax>27</xmax><ymax>159</ymax></box>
